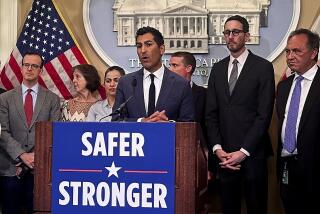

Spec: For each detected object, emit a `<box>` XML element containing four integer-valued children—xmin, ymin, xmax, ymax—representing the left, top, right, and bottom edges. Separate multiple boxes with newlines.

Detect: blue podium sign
<box><xmin>51</xmin><ymin>122</ymin><xmax>175</xmax><ymax>214</ymax></box>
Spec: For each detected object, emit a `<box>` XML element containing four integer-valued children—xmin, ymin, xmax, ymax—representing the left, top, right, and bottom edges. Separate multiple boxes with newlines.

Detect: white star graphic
<box><xmin>105</xmin><ymin>161</ymin><xmax>121</xmax><ymax>178</ymax></box>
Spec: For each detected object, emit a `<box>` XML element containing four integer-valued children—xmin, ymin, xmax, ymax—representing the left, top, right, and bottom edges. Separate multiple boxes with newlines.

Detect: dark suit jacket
<box><xmin>193</xmin><ymin>83</ymin><xmax>218</xmax><ymax>173</ymax></box>
<box><xmin>276</xmin><ymin>67</ymin><xmax>320</xmax><ymax>194</ymax></box>
<box><xmin>114</xmin><ymin>67</ymin><xmax>194</xmax><ymax>121</ymax></box>
<box><xmin>206</xmin><ymin>51</ymin><xmax>275</xmax><ymax>158</ymax></box>
<box><xmin>0</xmin><ymin>85</ymin><xmax>61</xmax><ymax>176</ymax></box>
<box><xmin>192</xmin><ymin>83</ymin><xmax>207</xmax><ymax>129</ymax></box>
<box><xmin>192</xmin><ymin>83</ymin><xmax>208</xmax><ymax>145</ymax></box>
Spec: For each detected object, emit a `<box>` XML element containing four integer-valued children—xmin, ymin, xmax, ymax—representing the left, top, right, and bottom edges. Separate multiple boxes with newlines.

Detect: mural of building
<box><xmin>112</xmin><ymin>0</ymin><xmax>270</xmax><ymax>53</ymax></box>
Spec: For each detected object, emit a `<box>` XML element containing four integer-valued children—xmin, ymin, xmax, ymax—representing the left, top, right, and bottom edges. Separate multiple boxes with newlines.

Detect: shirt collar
<box><xmin>294</xmin><ymin>64</ymin><xmax>318</xmax><ymax>81</ymax></box>
<box><xmin>230</xmin><ymin>48</ymin><xmax>249</xmax><ymax>66</ymax></box>
<box><xmin>143</xmin><ymin>64</ymin><xmax>165</xmax><ymax>81</ymax></box>
<box><xmin>103</xmin><ymin>99</ymin><xmax>112</xmax><ymax>108</ymax></box>
<box><xmin>22</xmin><ymin>83</ymin><xmax>39</xmax><ymax>94</ymax></box>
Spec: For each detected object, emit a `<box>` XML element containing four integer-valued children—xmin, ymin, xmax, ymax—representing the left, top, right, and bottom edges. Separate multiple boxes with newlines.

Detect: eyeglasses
<box><xmin>223</xmin><ymin>29</ymin><xmax>245</xmax><ymax>36</ymax></box>
<box><xmin>285</xmin><ymin>48</ymin><xmax>309</xmax><ymax>57</ymax></box>
<box><xmin>22</xmin><ymin>63</ymin><xmax>41</xmax><ymax>69</ymax></box>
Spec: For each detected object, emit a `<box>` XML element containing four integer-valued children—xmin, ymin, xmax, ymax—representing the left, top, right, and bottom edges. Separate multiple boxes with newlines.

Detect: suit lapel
<box><xmin>134</xmin><ymin>69</ymin><xmax>147</xmax><ymax>115</ymax></box>
<box><xmin>13</xmin><ymin>86</ymin><xmax>28</xmax><ymax>127</ymax></box>
<box><xmin>221</xmin><ymin>57</ymin><xmax>231</xmax><ymax>98</ymax></box>
<box><xmin>192</xmin><ymin>84</ymin><xmax>200</xmax><ymax>103</ymax></box>
<box><xmin>31</xmin><ymin>86</ymin><xmax>46</xmax><ymax>127</ymax></box>
<box><xmin>298</xmin><ymin>68</ymin><xmax>320</xmax><ymax>132</ymax></box>
<box><xmin>156</xmin><ymin>68</ymin><xmax>174</xmax><ymax>110</ymax></box>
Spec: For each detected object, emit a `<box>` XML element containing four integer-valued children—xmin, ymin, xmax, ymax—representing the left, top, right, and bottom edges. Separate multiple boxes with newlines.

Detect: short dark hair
<box><xmin>171</xmin><ymin>51</ymin><xmax>196</xmax><ymax>74</ymax></box>
<box><xmin>104</xmin><ymin>66</ymin><xmax>126</xmax><ymax>80</ymax></box>
<box><xmin>225</xmin><ymin>15</ymin><xmax>249</xmax><ymax>33</ymax></box>
<box><xmin>72</xmin><ymin>64</ymin><xmax>100</xmax><ymax>92</ymax></box>
<box><xmin>22</xmin><ymin>51</ymin><xmax>44</xmax><ymax>68</ymax></box>
<box><xmin>288</xmin><ymin>28</ymin><xmax>320</xmax><ymax>61</ymax></box>
<box><xmin>135</xmin><ymin>26</ymin><xmax>164</xmax><ymax>47</ymax></box>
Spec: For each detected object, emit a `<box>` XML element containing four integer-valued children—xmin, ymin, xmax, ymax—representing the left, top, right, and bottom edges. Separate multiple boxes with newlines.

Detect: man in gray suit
<box><xmin>0</xmin><ymin>52</ymin><xmax>61</xmax><ymax>214</ymax></box>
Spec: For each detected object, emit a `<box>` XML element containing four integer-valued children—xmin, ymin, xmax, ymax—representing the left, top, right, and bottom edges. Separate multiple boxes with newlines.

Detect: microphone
<box><xmin>100</xmin><ymin>78</ymin><xmax>136</xmax><ymax>122</ymax></box>
<box><xmin>108</xmin><ymin>95</ymin><xmax>133</xmax><ymax>117</ymax></box>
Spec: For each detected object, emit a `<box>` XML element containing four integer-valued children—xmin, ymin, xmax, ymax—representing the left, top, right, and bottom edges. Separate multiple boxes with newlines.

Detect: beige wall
<box><xmin>16</xmin><ymin>1</ymin><xmax>320</xmax><ymax>213</ymax></box>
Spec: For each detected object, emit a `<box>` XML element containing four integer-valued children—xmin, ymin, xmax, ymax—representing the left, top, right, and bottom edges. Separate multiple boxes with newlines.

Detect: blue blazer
<box><xmin>114</xmin><ymin>67</ymin><xmax>194</xmax><ymax>121</ymax></box>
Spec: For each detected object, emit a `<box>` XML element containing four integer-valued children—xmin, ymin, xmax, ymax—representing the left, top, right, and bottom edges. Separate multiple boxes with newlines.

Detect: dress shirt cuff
<box><xmin>240</xmin><ymin>148</ymin><xmax>250</xmax><ymax>156</ymax></box>
<box><xmin>14</xmin><ymin>151</ymin><xmax>26</xmax><ymax>164</ymax></box>
<box><xmin>212</xmin><ymin>144</ymin><xmax>222</xmax><ymax>154</ymax></box>
<box><xmin>137</xmin><ymin>118</ymin><xmax>143</xmax><ymax>122</ymax></box>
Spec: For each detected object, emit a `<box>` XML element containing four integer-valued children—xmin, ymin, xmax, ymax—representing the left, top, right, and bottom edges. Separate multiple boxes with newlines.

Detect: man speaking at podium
<box><xmin>113</xmin><ymin>26</ymin><xmax>194</xmax><ymax>122</ymax></box>
<box><xmin>0</xmin><ymin>52</ymin><xmax>61</xmax><ymax>214</ymax></box>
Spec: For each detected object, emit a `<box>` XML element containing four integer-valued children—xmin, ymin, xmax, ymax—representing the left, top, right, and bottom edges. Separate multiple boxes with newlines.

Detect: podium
<box><xmin>34</xmin><ymin>122</ymin><xmax>208</xmax><ymax>214</ymax></box>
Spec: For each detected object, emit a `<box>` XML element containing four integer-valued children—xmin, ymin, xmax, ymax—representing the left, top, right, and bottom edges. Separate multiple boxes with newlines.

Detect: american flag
<box><xmin>0</xmin><ymin>0</ymin><xmax>105</xmax><ymax>100</ymax></box>
<box><xmin>280</xmin><ymin>67</ymin><xmax>294</xmax><ymax>81</ymax></box>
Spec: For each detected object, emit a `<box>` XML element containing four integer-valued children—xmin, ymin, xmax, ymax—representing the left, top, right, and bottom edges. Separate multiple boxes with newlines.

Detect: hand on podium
<box><xmin>142</xmin><ymin>110</ymin><xmax>169</xmax><ymax>122</ymax></box>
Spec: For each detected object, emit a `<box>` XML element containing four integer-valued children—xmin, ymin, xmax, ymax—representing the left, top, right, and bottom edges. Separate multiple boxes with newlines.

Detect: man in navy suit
<box><xmin>205</xmin><ymin>15</ymin><xmax>275</xmax><ymax>214</ymax></box>
<box><xmin>169</xmin><ymin>51</ymin><xmax>206</xmax><ymax>131</ymax></box>
<box><xmin>276</xmin><ymin>29</ymin><xmax>320</xmax><ymax>213</ymax></box>
<box><xmin>114</xmin><ymin>26</ymin><xmax>194</xmax><ymax>122</ymax></box>
<box><xmin>169</xmin><ymin>51</ymin><xmax>218</xmax><ymax>175</ymax></box>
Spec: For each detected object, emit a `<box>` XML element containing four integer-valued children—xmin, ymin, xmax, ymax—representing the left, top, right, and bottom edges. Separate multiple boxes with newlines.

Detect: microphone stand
<box><xmin>99</xmin><ymin>95</ymin><xmax>133</xmax><ymax>122</ymax></box>
<box><xmin>100</xmin><ymin>77</ymin><xmax>136</xmax><ymax>122</ymax></box>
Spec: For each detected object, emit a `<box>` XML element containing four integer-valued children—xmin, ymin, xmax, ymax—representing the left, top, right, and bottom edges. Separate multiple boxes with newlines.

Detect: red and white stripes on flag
<box><xmin>280</xmin><ymin>67</ymin><xmax>294</xmax><ymax>81</ymax></box>
<box><xmin>0</xmin><ymin>0</ymin><xmax>105</xmax><ymax>100</ymax></box>
<box><xmin>1</xmin><ymin>46</ymin><xmax>86</xmax><ymax>99</ymax></box>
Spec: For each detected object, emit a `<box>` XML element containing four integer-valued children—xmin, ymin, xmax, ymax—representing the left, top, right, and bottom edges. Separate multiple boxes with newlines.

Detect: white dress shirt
<box><xmin>86</xmin><ymin>99</ymin><xmax>113</xmax><ymax>122</ymax></box>
<box><xmin>212</xmin><ymin>49</ymin><xmax>250</xmax><ymax>156</ymax></box>
<box><xmin>22</xmin><ymin>83</ymin><xmax>39</xmax><ymax>110</ymax></box>
<box><xmin>143</xmin><ymin>64</ymin><xmax>165</xmax><ymax>113</ymax></box>
<box><xmin>228</xmin><ymin>48</ymin><xmax>249</xmax><ymax>81</ymax></box>
<box><xmin>281</xmin><ymin>64</ymin><xmax>318</xmax><ymax>156</ymax></box>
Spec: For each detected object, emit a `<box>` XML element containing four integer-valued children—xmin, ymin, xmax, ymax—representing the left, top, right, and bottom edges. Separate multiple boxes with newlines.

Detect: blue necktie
<box><xmin>284</xmin><ymin>75</ymin><xmax>304</xmax><ymax>153</ymax></box>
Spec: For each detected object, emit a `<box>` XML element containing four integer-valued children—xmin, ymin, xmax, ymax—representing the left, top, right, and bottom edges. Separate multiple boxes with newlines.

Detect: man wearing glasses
<box><xmin>0</xmin><ymin>52</ymin><xmax>61</xmax><ymax>213</ymax></box>
<box><xmin>206</xmin><ymin>15</ymin><xmax>275</xmax><ymax>214</ymax></box>
<box><xmin>276</xmin><ymin>29</ymin><xmax>319</xmax><ymax>213</ymax></box>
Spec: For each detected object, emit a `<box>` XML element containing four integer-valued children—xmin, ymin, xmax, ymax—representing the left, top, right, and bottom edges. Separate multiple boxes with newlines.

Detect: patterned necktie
<box><xmin>284</xmin><ymin>75</ymin><xmax>304</xmax><ymax>153</ymax></box>
<box><xmin>229</xmin><ymin>59</ymin><xmax>238</xmax><ymax>95</ymax></box>
<box><xmin>147</xmin><ymin>74</ymin><xmax>155</xmax><ymax>116</ymax></box>
<box><xmin>24</xmin><ymin>89</ymin><xmax>33</xmax><ymax>127</ymax></box>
